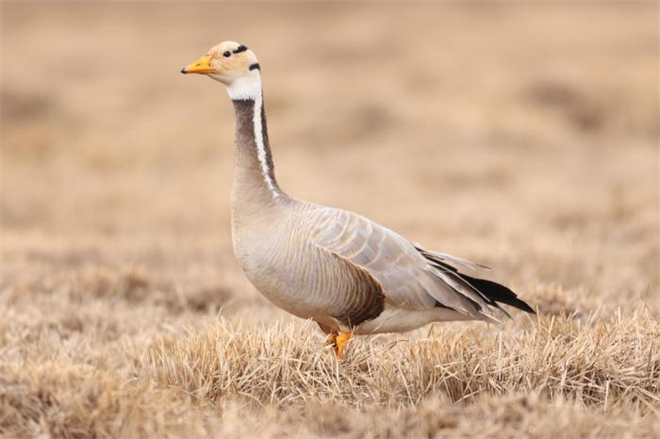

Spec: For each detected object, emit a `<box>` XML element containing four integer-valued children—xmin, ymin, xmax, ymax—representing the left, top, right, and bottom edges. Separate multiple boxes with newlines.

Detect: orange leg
<box><xmin>334</xmin><ymin>331</ymin><xmax>353</xmax><ymax>359</ymax></box>
<box><xmin>317</xmin><ymin>323</ymin><xmax>352</xmax><ymax>358</ymax></box>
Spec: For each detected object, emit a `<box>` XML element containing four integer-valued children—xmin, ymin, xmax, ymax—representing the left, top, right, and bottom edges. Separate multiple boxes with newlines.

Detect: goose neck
<box><xmin>231</xmin><ymin>94</ymin><xmax>284</xmax><ymax>206</ymax></box>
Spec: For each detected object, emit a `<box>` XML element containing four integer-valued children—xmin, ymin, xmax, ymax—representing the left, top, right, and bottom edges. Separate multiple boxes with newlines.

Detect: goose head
<box><xmin>182</xmin><ymin>41</ymin><xmax>261</xmax><ymax>100</ymax></box>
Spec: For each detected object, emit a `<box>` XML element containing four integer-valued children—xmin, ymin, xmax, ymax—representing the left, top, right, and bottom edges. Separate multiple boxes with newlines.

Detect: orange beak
<box><xmin>181</xmin><ymin>55</ymin><xmax>213</xmax><ymax>74</ymax></box>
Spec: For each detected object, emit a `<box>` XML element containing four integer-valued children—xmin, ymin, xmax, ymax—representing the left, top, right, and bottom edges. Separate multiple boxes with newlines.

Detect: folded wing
<box><xmin>305</xmin><ymin>207</ymin><xmax>516</xmax><ymax>322</ymax></box>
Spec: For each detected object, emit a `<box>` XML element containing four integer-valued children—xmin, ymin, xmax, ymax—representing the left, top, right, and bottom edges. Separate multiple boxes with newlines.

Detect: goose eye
<box><xmin>223</xmin><ymin>51</ymin><xmax>231</xmax><ymax>58</ymax></box>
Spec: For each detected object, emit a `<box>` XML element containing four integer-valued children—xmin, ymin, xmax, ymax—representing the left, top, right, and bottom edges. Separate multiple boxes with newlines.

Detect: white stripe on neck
<box><xmin>252</xmin><ymin>93</ymin><xmax>279</xmax><ymax>198</ymax></box>
<box><xmin>227</xmin><ymin>75</ymin><xmax>279</xmax><ymax>199</ymax></box>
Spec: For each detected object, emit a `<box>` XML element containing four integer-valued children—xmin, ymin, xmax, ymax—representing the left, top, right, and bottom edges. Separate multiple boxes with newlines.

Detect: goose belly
<box><xmin>233</xmin><ymin>235</ymin><xmax>340</xmax><ymax>320</ymax></box>
<box><xmin>355</xmin><ymin>303</ymin><xmax>474</xmax><ymax>334</ymax></box>
<box><xmin>241</xmin><ymin>259</ymin><xmax>340</xmax><ymax>321</ymax></box>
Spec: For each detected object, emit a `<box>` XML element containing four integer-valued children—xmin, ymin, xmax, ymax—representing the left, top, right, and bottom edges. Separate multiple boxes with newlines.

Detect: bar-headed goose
<box><xmin>182</xmin><ymin>41</ymin><xmax>534</xmax><ymax>357</ymax></box>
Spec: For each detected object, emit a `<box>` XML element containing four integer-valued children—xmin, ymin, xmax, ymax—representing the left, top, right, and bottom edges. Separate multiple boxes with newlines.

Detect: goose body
<box><xmin>182</xmin><ymin>42</ymin><xmax>534</xmax><ymax>353</ymax></box>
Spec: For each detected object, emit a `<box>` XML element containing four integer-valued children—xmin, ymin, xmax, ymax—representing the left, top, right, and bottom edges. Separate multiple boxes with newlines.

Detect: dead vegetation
<box><xmin>141</xmin><ymin>313</ymin><xmax>660</xmax><ymax>411</ymax></box>
<box><xmin>1</xmin><ymin>2</ymin><xmax>659</xmax><ymax>438</ymax></box>
<box><xmin>1</xmin><ymin>313</ymin><xmax>658</xmax><ymax>438</ymax></box>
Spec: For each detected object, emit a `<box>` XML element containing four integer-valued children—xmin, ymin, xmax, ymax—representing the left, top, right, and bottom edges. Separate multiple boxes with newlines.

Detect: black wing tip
<box><xmin>462</xmin><ymin>274</ymin><xmax>536</xmax><ymax>315</ymax></box>
<box><xmin>416</xmin><ymin>245</ymin><xmax>536</xmax><ymax>316</ymax></box>
<box><xmin>507</xmin><ymin>298</ymin><xmax>536</xmax><ymax>315</ymax></box>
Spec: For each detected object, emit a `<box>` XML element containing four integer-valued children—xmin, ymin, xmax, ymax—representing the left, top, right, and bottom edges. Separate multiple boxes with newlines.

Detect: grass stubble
<box><xmin>1</xmin><ymin>304</ymin><xmax>659</xmax><ymax>438</ymax></box>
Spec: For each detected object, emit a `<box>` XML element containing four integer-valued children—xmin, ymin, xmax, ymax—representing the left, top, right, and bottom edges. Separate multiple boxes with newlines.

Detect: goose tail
<box><xmin>414</xmin><ymin>243</ymin><xmax>536</xmax><ymax>316</ymax></box>
<box><xmin>461</xmin><ymin>274</ymin><xmax>536</xmax><ymax>315</ymax></box>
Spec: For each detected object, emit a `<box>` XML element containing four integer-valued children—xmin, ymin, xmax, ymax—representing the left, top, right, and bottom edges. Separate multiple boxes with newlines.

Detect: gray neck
<box><xmin>231</xmin><ymin>96</ymin><xmax>284</xmax><ymax>206</ymax></box>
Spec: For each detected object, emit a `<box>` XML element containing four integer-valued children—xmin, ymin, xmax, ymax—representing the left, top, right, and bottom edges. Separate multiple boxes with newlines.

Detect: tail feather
<box><xmin>415</xmin><ymin>244</ymin><xmax>536</xmax><ymax>315</ymax></box>
<box><xmin>460</xmin><ymin>274</ymin><xmax>536</xmax><ymax>314</ymax></box>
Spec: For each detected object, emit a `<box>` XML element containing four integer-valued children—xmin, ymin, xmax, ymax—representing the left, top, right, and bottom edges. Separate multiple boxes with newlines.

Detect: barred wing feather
<box><xmin>304</xmin><ymin>207</ymin><xmax>498</xmax><ymax>321</ymax></box>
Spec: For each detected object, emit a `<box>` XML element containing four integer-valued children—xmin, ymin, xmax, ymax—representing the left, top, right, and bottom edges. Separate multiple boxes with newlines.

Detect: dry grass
<box><xmin>2</xmin><ymin>314</ymin><xmax>658</xmax><ymax>438</ymax></box>
<box><xmin>1</xmin><ymin>2</ymin><xmax>659</xmax><ymax>438</ymax></box>
<box><xmin>142</xmin><ymin>313</ymin><xmax>660</xmax><ymax>411</ymax></box>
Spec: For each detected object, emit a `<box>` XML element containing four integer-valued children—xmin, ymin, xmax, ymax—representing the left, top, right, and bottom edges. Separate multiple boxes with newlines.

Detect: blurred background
<box><xmin>1</xmin><ymin>2</ymin><xmax>658</xmax><ymax>330</ymax></box>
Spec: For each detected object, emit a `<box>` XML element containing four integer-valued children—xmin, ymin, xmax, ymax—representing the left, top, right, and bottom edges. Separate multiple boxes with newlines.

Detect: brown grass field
<box><xmin>1</xmin><ymin>2</ymin><xmax>659</xmax><ymax>438</ymax></box>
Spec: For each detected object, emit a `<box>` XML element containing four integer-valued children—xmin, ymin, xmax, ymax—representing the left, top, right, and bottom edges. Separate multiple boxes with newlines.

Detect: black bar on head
<box><xmin>233</xmin><ymin>45</ymin><xmax>248</xmax><ymax>54</ymax></box>
<box><xmin>249</xmin><ymin>63</ymin><xmax>260</xmax><ymax>71</ymax></box>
